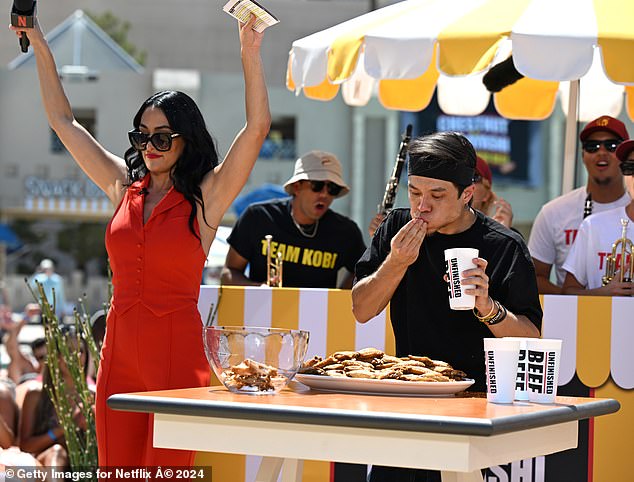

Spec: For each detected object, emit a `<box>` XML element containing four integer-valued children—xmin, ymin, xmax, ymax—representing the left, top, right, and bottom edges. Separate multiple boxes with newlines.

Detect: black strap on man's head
<box><xmin>408</xmin><ymin>156</ymin><xmax>475</xmax><ymax>185</ymax></box>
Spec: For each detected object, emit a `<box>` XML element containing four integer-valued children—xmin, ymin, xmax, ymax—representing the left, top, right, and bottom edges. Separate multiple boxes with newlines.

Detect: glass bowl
<box><xmin>203</xmin><ymin>325</ymin><xmax>310</xmax><ymax>395</ymax></box>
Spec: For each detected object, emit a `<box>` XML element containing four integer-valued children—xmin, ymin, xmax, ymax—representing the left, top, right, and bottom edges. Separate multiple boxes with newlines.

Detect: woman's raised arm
<box><xmin>201</xmin><ymin>15</ymin><xmax>271</xmax><ymax>218</ymax></box>
<box><xmin>11</xmin><ymin>20</ymin><xmax>128</xmax><ymax>205</ymax></box>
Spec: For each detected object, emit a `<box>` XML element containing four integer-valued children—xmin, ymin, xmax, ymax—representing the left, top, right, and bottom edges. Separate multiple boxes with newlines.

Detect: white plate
<box><xmin>294</xmin><ymin>373</ymin><xmax>475</xmax><ymax>397</ymax></box>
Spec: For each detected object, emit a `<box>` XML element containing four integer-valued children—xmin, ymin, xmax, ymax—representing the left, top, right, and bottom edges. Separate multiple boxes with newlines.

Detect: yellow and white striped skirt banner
<box><xmin>195</xmin><ymin>285</ymin><xmax>393</xmax><ymax>482</ymax></box>
<box><xmin>194</xmin><ymin>287</ymin><xmax>634</xmax><ymax>482</ymax></box>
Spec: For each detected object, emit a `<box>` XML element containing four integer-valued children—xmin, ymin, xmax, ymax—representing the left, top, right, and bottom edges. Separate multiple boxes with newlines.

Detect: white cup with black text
<box><xmin>444</xmin><ymin>248</ymin><xmax>479</xmax><ymax>310</ymax></box>
<box><xmin>503</xmin><ymin>337</ymin><xmax>531</xmax><ymax>401</ymax></box>
<box><xmin>483</xmin><ymin>337</ymin><xmax>520</xmax><ymax>404</ymax></box>
<box><xmin>526</xmin><ymin>338</ymin><xmax>563</xmax><ymax>404</ymax></box>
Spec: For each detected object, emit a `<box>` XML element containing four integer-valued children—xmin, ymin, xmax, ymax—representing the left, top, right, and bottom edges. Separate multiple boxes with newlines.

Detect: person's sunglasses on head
<box><xmin>582</xmin><ymin>139</ymin><xmax>622</xmax><ymax>153</ymax></box>
<box><xmin>128</xmin><ymin>130</ymin><xmax>182</xmax><ymax>152</ymax></box>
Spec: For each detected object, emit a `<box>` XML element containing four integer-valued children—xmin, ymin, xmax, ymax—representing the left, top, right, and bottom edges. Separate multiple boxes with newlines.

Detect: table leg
<box><xmin>255</xmin><ymin>457</ymin><xmax>283</xmax><ymax>482</ymax></box>
<box><xmin>255</xmin><ymin>458</ymin><xmax>303</xmax><ymax>482</ymax></box>
<box><xmin>441</xmin><ymin>471</ymin><xmax>484</xmax><ymax>482</ymax></box>
<box><xmin>280</xmin><ymin>459</ymin><xmax>303</xmax><ymax>482</ymax></box>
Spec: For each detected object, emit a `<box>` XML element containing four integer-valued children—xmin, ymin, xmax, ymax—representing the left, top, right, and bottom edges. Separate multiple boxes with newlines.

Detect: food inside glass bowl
<box><xmin>299</xmin><ymin>347</ymin><xmax>468</xmax><ymax>382</ymax></box>
<box><xmin>204</xmin><ymin>325</ymin><xmax>310</xmax><ymax>394</ymax></box>
<box><xmin>222</xmin><ymin>358</ymin><xmax>289</xmax><ymax>392</ymax></box>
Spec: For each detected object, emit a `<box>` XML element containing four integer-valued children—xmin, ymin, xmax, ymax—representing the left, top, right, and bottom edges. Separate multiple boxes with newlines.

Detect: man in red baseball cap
<box><xmin>615</xmin><ymin>139</ymin><xmax>634</xmax><ymax>175</ymax></box>
<box><xmin>528</xmin><ymin>115</ymin><xmax>630</xmax><ymax>294</ymax></box>
<box><xmin>472</xmin><ymin>156</ymin><xmax>514</xmax><ymax>228</ymax></box>
<box><xmin>561</xmin><ymin>137</ymin><xmax>634</xmax><ymax>295</ymax></box>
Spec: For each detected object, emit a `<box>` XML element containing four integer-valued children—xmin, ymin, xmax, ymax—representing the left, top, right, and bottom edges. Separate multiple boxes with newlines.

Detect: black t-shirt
<box><xmin>228</xmin><ymin>199</ymin><xmax>366</xmax><ymax>288</ymax></box>
<box><xmin>355</xmin><ymin>208</ymin><xmax>542</xmax><ymax>391</ymax></box>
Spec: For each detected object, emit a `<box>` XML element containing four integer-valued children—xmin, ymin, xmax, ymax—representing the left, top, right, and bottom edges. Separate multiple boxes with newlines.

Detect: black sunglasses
<box><xmin>582</xmin><ymin>139</ymin><xmax>622</xmax><ymax>153</ymax></box>
<box><xmin>307</xmin><ymin>180</ymin><xmax>343</xmax><ymax>196</ymax></box>
<box><xmin>128</xmin><ymin>130</ymin><xmax>182</xmax><ymax>152</ymax></box>
<box><xmin>620</xmin><ymin>161</ymin><xmax>634</xmax><ymax>176</ymax></box>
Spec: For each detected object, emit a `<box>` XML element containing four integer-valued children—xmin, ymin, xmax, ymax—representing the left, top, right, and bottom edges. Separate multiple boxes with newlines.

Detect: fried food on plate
<box><xmin>299</xmin><ymin>348</ymin><xmax>468</xmax><ymax>382</ymax></box>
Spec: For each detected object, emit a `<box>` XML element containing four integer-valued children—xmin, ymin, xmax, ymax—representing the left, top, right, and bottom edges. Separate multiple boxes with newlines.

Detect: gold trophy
<box><xmin>602</xmin><ymin>218</ymin><xmax>633</xmax><ymax>285</ymax></box>
<box><xmin>265</xmin><ymin>234</ymin><xmax>283</xmax><ymax>287</ymax></box>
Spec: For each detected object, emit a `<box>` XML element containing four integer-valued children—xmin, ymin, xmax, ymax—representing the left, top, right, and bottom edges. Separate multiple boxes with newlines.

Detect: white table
<box><xmin>108</xmin><ymin>385</ymin><xmax>619</xmax><ymax>482</ymax></box>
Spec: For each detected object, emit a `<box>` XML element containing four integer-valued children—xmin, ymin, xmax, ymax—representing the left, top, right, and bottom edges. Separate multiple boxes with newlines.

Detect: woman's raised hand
<box><xmin>9</xmin><ymin>14</ymin><xmax>45</xmax><ymax>46</ymax></box>
<box><xmin>238</xmin><ymin>14</ymin><xmax>263</xmax><ymax>51</ymax></box>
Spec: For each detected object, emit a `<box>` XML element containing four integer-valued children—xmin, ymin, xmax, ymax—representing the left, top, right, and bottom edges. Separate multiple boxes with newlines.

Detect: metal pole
<box><xmin>351</xmin><ymin>108</ymin><xmax>365</xmax><ymax>228</ymax></box>
<box><xmin>561</xmin><ymin>79</ymin><xmax>580</xmax><ymax>195</ymax></box>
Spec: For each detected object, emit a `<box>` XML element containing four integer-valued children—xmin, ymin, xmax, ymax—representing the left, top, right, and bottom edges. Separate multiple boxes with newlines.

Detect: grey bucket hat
<box><xmin>283</xmin><ymin>150</ymin><xmax>350</xmax><ymax>198</ymax></box>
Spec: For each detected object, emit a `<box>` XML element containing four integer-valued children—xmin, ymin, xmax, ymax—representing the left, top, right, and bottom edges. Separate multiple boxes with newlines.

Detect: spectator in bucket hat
<box><xmin>222</xmin><ymin>150</ymin><xmax>365</xmax><ymax>289</ymax></box>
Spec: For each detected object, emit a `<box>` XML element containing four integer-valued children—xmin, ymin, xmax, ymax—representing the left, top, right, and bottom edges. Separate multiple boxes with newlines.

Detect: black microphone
<box><xmin>11</xmin><ymin>0</ymin><xmax>35</xmax><ymax>53</ymax></box>
<box><xmin>139</xmin><ymin>187</ymin><xmax>149</xmax><ymax>196</ymax></box>
<box><xmin>482</xmin><ymin>56</ymin><xmax>524</xmax><ymax>93</ymax></box>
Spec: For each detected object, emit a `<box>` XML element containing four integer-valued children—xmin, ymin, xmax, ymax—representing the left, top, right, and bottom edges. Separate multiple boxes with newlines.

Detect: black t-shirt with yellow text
<box><xmin>228</xmin><ymin>199</ymin><xmax>366</xmax><ymax>288</ymax></box>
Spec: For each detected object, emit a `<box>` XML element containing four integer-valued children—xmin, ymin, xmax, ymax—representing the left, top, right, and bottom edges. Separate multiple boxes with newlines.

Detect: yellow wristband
<box><xmin>473</xmin><ymin>297</ymin><xmax>496</xmax><ymax>322</ymax></box>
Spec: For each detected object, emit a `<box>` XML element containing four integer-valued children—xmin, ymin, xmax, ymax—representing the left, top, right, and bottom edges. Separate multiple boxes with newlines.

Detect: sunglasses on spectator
<box><xmin>621</xmin><ymin>161</ymin><xmax>634</xmax><ymax>176</ymax></box>
<box><xmin>582</xmin><ymin>139</ymin><xmax>621</xmax><ymax>153</ymax></box>
<box><xmin>307</xmin><ymin>180</ymin><xmax>343</xmax><ymax>196</ymax></box>
<box><xmin>473</xmin><ymin>172</ymin><xmax>482</xmax><ymax>183</ymax></box>
<box><xmin>128</xmin><ymin>130</ymin><xmax>182</xmax><ymax>152</ymax></box>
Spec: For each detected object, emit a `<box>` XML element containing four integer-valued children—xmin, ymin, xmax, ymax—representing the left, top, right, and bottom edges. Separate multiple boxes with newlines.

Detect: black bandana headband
<box><xmin>408</xmin><ymin>156</ymin><xmax>475</xmax><ymax>185</ymax></box>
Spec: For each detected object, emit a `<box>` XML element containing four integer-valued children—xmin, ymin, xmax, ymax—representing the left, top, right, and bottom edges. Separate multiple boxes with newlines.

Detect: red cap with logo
<box><xmin>475</xmin><ymin>156</ymin><xmax>493</xmax><ymax>185</ymax></box>
<box><xmin>615</xmin><ymin>139</ymin><xmax>634</xmax><ymax>162</ymax></box>
<box><xmin>579</xmin><ymin>115</ymin><xmax>629</xmax><ymax>142</ymax></box>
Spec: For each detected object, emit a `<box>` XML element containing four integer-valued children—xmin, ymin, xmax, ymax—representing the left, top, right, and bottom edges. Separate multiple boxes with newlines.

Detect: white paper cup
<box><xmin>444</xmin><ymin>248</ymin><xmax>479</xmax><ymax>310</ymax></box>
<box><xmin>503</xmin><ymin>337</ymin><xmax>531</xmax><ymax>401</ymax></box>
<box><xmin>483</xmin><ymin>338</ymin><xmax>520</xmax><ymax>404</ymax></box>
<box><xmin>526</xmin><ymin>338</ymin><xmax>563</xmax><ymax>404</ymax></box>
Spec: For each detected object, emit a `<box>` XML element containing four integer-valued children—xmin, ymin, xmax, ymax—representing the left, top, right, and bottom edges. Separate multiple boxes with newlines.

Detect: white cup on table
<box><xmin>526</xmin><ymin>338</ymin><xmax>563</xmax><ymax>404</ymax></box>
<box><xmin>484</xmin><ymin>337</ymin><xmax>520</xmax><ymax>404</ymax></box>
<box><xmin>503</xmin><ymin>337</ymin><xmax>531</xmax><ymax>401</ymax></box>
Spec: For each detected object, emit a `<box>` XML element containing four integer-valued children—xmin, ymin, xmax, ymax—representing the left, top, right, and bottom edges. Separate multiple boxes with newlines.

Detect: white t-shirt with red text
<box><xmin>563</xmin><ymin>206</ymin><xmax>633</xmax><ymax>289</ymax></box>
<box><xmin>528</xmin><ymin>187</ymin><xmax>630</xmax><ymax>286</ymax></box>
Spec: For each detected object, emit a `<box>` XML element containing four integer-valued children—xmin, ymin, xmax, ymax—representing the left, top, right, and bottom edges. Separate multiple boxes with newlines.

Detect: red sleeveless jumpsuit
<box><xmin>96</xmin><ymin>174</ymin><xmax>210</xmax><ymax>467</ymax></box>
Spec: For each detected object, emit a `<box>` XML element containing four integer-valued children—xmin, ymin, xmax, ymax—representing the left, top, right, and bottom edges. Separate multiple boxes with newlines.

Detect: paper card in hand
<box><xmin>223</xmin><ymin>0</ymin><xmax>279</xmax><ymax>33</ymax></box>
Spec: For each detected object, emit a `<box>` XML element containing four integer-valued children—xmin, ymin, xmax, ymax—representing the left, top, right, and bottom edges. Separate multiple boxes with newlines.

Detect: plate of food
<box><xmin>294</xmin><ymin>347</ymin><xmax>475</xmax><ymax>396</ymax></box>
<box><xmin>294</xmin><ymin>373</ymin><xmax>474</xmax><ymax>396</ymax></box>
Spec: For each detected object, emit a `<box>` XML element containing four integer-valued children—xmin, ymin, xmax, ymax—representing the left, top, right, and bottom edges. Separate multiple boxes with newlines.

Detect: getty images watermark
<box><xmin>0</xmin><ymin>466</ymin><xmax>212</xmax><ymax>481</ymax></box>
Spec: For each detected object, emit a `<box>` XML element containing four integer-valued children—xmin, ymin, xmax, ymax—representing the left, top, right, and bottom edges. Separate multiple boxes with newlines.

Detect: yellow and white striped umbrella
<box><xmin>287</xmin><ymin>0</ymin><xmax>634</xmax><ymax>122</ymax></box>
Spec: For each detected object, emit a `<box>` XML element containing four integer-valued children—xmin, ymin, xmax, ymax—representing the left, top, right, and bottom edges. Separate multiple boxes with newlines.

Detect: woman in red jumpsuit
<box><xmin>12</xmin><ymin>12</ymin><xmax>270</xmax><ymax>469</ymax></box>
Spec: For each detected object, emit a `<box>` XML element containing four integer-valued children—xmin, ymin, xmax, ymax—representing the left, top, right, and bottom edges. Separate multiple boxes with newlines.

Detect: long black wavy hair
<box><xmin>124</xmin><ymin>91</ymin><xmax>219</xmax><ymax>238</ymax></box>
